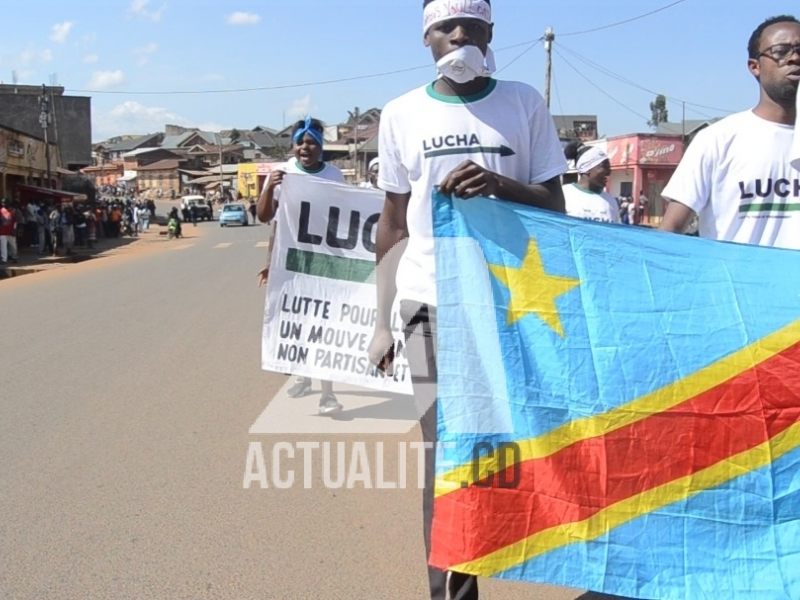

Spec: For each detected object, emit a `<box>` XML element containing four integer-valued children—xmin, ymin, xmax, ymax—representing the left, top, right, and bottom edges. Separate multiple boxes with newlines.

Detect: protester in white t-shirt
<box><xmin>660</xmin><ymin>15</ymin><xmax>800</xmax><ymax>248</ymax></box>
<box><xmin>358</xmin><ymin>157</ymin><xmax>380</xmax><ymax>189</ymax></box>
<box><xmin>562</xmin><ymin>141</ymin><xmax>621</xmax><ymax>224</ymax></box>
<box><xmin>792</xmin><ymin>77</ymin><xmax>800</xmax><ymax>171</ymax></box>
<box><xmin>366</xmin><ymin>1</ymin><xmax>566</xmax><ymax>598</ymax></box>
<box><xmin>255</xmin><ymin>117</ymin><xmax>346</xmax><ymax>416</ymax></box>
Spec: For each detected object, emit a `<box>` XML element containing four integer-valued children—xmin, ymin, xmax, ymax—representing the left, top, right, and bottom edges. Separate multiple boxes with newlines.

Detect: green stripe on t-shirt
<box><xmin>739</xmin><ymin>203</ymin><xmax>800</xmax><ymax>213</ymax></box>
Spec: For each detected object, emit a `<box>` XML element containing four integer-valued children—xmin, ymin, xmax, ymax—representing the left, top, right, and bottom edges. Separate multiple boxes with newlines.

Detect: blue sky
<box><xmin>3</xmin><ymin>0</ymin><xmax>795</xmax><ymax>142</ymax></box>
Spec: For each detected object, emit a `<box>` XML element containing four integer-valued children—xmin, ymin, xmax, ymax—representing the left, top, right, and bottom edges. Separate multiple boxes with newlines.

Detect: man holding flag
<box><xmin>660</xmin><ymin>15</ymin><xmax>800</xmax><ymax>246</ymax></box>
<box><xmin>368</xmin><ymin>1</ymin><xmax>566</xmax><ymax>598</ymax></box>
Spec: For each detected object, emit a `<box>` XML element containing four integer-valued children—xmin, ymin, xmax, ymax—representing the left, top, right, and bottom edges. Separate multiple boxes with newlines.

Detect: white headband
<box><xmin>576</xmin><ymin>147</ymin><xmax>609</xmax><ymax>174</ymax></box>
<box><xmin>423</xmin><ymin>0</ymin><xmax>492</xmax><ymax>33</ymax></box>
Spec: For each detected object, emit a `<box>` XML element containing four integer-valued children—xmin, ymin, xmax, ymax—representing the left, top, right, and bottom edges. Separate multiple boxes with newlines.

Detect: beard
<box><xmin>763</xmin><ymin>77</ymin><xmax>799</xmax><ymax>106</ymax></box>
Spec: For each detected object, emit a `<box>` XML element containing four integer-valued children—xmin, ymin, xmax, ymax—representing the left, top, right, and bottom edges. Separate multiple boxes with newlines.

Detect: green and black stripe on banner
<box><xmin>286</xmin><ymin>248</ymin><xmax>375</xmax><ymax>283</ymax></box>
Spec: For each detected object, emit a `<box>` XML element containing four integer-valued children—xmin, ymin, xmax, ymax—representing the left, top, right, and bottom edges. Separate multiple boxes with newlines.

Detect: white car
<box><xmin>180</xmin><ymin>195</ymin><xmax>213</xmax><ymax>221</ymax></box>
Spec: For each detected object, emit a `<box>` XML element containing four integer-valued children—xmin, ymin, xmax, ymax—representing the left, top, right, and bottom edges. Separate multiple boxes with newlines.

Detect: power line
<box><xmin>554</xmin><ymin>47</ymin><xmax>651</xmax><ymax>123</ymax></box>
<box><xmin>552</xmin><ymin>60</ymin><xmax>566</xmax><ymax>120</ymax></box>
<box><xmin>65</xmin><ymin>39</ymin><xmax>543</xmax><ymax>96</ymax></box>
<box><xmin>65</xmin><ymin>0</ymin><xmax>692</xmax><ymax>97</ymax></box>
<box><xmin>560</xmin><ymin>0</ymin><xmax>689</xmax><ymax>37</ymax></box>
<box><xmin>557</xmin><ymin>42</ymin><xmax>735</xmax><ymax>115</ymax></box>
<box><xmin>495</xmin><ymin>39</ymin><xmax>543</xmax><ymax>75</ymax></box>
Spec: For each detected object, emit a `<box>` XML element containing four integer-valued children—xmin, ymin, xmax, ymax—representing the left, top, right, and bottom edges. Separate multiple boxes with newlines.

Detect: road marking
<box><xmin>214</xmin><ymin>243</ymin><xmax>233</xmax><ymax>249</ymax></box>
<box><xmin>255</xmin><ymin>242</ymin><xmax>270</xmax><ymax>248</ymax></box>
<box><xmin>170</xmin><ymin>244</ymin><xmax>194</xmax><ymax>251</ymax></box>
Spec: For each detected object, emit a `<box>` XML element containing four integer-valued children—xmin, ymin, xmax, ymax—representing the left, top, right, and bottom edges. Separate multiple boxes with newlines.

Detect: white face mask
<box><xmin>436</xmin><ymin>44</ymin><xmax>496</xmax><ymax>84</ymax></box>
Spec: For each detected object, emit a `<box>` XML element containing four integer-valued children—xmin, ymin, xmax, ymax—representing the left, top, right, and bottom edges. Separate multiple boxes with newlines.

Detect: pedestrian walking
<box><xmin>256</xmin><ymin>116</ymin><xmax>347</xmax><ymax>416</ymax></box>
<box><xmin>367</xmin><ymin>1</ymin><xmax>566</xmax><ymax>598</ymax></box>
<box><xmin>139</xmin><ymin>205</ymin><xmax>150</xmax><ymax>231</ymax></box>
<box><xmin>0</xmin><ymin>199</ymin><xmax>18</xmax><ymax>263</ymax></box>
<box><xmin>660</xmin><ymin>14</ymin><xmax>800</xmax><ymax>248</ymax></box>
<box><xmin>49</xmin><ymin>205</ymin><xmax>61</xmax><ymax>256</ymax></box>
<box><xmin>358</xmin><ymin>157</ymin><xmax>381</xmax><ymax>189</ymax></box>
<box><xmin>562</xmin><ymin>141</ymin><xmax>621</xmax><ymax>223</ymax></box>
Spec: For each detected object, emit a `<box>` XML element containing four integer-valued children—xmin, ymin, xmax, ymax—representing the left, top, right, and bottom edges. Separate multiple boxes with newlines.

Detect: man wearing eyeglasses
<box><xmin>660</xmin><ymin>15</ymin><xmax>800</xmax><ymax>248</ymax></box>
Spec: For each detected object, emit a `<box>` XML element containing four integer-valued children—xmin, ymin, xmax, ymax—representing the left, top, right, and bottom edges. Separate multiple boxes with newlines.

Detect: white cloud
<box><xmin>286</xmin><ymin>95</ymin><xmax>318</xmax><ymax>120</ymax></box>
<box><xmin>94</xmin><ymin>101</ymin><xmax>183</xmax><ymax>138</ymax></box>
<box><xmin>88</xmin><ymin>70</ymin><xmax>126</xmax><ymax>90</ymax></box>
<box><xmin>226</xmin><ymin>11</ymin><xmax>260</xmax><ymax>26</ymax></box>
<box><xmin>132</xmin><ymin>42</ymin><xmax>159</xmax><ymax>66</ymax></box>
<box><xmin>93</xmin><ymin>101</ymin><xmax>229</xmax><ymax>139</ymax></box>
<box><xmin>50</xmin><ymin>21</ymin><xmax>74</xmax><ymax>43</ymax></box>
<box><xmin>19</xmin><ymin>47</ymin><xmax>36</xmax><ymax>67</ymax></box>
<box><xmin>13</xmin><ymin>70</ymin><xmax>36</xmax><ymax>84</ymax></box>
<box><xmin>128</xmin><ymin>0</ymin><xmax>166</xmax><ymax>22</ymax></box>
<box><xmin>197</xmin><ymin>121</ymin><xmax>230</xmax><ymax>132</ymax></box>
<box><xmin>16</xmin><ymin>45</ymin><xmax>52</xmax><ymax>68</ymax></box>
<box><xmin>82</xmin><ymin>32</ymin><xmax>97</xmax><ymax>45</ymax></box>
<box><xmin>83</xmin><ymin>54</ymin><xmax>99</xmax><ymax>64</ymax></box>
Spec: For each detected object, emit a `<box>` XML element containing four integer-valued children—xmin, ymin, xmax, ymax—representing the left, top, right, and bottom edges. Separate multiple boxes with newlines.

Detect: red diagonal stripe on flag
<box><xmin>430</xmin><ymin>338</ymin><xmax>800</xmax><ymax>570</ymax></box>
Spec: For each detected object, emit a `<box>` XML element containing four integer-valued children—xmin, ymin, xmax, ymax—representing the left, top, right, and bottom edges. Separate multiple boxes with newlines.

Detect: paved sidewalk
<box><xmin>0</xmin><ymin>219</ymin><xmax>176</xmax><ymax>280</ymax></box>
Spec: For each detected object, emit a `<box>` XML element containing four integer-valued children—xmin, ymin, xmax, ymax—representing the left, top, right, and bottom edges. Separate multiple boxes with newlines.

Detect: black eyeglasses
<box><xmin>758</xmin><ymin>43</ymin><xmax>800</xmax><ymax>64</ymax></box>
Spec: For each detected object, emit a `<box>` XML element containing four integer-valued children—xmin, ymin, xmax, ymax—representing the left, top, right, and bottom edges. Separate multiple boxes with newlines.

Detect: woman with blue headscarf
<box><xmin>256</xmin><ymin>117</ymin><xmax>346</xmax><ymax>415</ymax></box>
<box><xmin>256</xmin><ymin>117</ymin><xmax>345</xmax><ymax>224</ymax></box>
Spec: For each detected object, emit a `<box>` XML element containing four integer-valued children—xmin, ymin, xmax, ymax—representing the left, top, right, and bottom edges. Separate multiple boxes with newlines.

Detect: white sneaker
<box><xmin>318</xmin><ymin>394</ymin><xmax>343</xmax><ymax>416</ymax></box>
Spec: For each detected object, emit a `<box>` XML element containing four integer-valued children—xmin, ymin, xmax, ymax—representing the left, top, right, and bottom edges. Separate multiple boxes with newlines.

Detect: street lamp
<box><xmin>38</xmin><ymin>84</ymin><xmax>52</xmax><ymax>188</ymax></box>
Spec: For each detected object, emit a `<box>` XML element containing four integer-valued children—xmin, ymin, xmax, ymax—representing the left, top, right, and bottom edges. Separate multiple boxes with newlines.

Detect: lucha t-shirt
<box><xmin>378</xmin><ymin>79</ymin><xmax>567</xmax><ymax>307</ymax></box>
<box><xmin>791</xmin><ymin>91</ymin><xmax>800</xmax><ymax>172</ymax></box>
<box><xmin>662</xmin><ymin>110</ymin><xmax>799</xmax><ymax>248</ymax></box>
<box><xmin>563</xmin><ymin>183</ymin><xmax>621</xmax><ymax>223</ymax></box>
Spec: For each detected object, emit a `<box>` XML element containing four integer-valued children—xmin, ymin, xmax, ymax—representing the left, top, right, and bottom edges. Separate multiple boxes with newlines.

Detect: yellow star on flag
<box><xmin>489</xmin><ymin>238</ymin><xmax>581</xmax><ymax>337</ymax></box>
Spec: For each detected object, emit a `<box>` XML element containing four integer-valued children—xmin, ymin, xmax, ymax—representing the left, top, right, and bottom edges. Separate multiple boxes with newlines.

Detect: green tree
<box><xmin>648</xmin><ymin>94</ymin><xmax>669</xmax><ymax>130</ymax></box>
<box><xmin>229</xmin><ymin>128</ymin><xmax>242</xmax><ymax>144</ymax></box>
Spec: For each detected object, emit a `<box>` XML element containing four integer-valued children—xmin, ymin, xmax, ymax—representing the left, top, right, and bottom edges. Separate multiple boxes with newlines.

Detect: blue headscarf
<box><xmin>292</xmin><ymin>117</ymin><xmax>324</xmax><ymax>150</ymax></box>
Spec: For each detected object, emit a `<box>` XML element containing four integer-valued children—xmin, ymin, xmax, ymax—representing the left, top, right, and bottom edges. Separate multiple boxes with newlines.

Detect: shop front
<box><xmin>0</xmin><ymin>126</ymin><xmax>59</xmax><ymax>201</ymax></box>
<box><xmin>606</xmin><ymin>134</ymin><xmax>684</xmax><ymax>224</ymax></box>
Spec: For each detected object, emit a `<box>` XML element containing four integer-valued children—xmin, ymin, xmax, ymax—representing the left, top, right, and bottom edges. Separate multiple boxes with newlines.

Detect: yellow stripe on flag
<box><xmin>450</xmin><ymin>420</ymin><xmax>800</xmax><ymax>577</ymax></box>
<box><xmin>435</xmin><ymin>318</ymin><xmax>800</xmax><ymax>497</ymax></box>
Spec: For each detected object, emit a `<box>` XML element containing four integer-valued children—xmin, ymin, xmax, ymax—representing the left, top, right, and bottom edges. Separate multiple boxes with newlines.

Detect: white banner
<box><xmin>261</xmin><ymin>174</ymin><xmax>413</xmax><ymax>395</ymax></box>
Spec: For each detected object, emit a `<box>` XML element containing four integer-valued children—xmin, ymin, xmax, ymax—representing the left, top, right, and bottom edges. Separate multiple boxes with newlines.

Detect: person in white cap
<box><xmin>661</xmin><ymin>15</ymin><xmax>800</xmax><ymax>248</ymax></box>
<box><xmin>367</xmin><ymin>0</ymin><xmax>566</xmax><ymax>598</ymax></box>
<box><xmin>562</xmin><ymin>141</ymin><xmax>620</xmax><ymax>223</ymax></box>
<box><xmin>359</xmin><ymin>157</ymin><xmax>380</xmax><ymax>189</ymax></box>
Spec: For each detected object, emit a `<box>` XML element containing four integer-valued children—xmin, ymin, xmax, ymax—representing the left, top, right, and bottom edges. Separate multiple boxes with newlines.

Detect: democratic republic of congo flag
<box><xmin>429</xmin><ymin>190</ymin><xmax>800</xmax><ymax>600</ymax></box>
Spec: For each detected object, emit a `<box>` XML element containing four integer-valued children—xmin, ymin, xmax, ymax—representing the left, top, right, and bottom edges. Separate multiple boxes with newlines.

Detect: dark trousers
<box><xmin>401</xmin><ymin>301</ymin><xmax>479</xmax><ymax>600</ymax></box>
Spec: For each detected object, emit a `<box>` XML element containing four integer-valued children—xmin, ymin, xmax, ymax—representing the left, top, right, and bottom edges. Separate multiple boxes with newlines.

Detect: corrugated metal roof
<box><xmin>137</xmin><ymin>159</ymin><xmax>183</xmax><ymax>171</ymax></box>
<box><xmin>106</xmin><ymin>133</ymin><xmax>163</xmax><ymax>152</ymax></box>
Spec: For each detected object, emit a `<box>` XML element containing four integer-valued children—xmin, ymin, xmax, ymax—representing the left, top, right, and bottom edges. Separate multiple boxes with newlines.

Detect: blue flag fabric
<box><xmin>429</xmin><ymin>190</ymin><xmax>800</xmax><ymax>600</ymax></box>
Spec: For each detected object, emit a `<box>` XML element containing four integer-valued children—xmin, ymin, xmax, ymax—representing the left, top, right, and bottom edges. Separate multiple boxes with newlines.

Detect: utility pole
<box><xmin>681</xmin><ymin>101</ymin><xmax>687</xmax><ymax>149</ymax></box>
<box><xmin>544</xmin><ymin>27</ymin><xmax>555</xmax><ymax>109</ymax></box>
<box><xmin>217</xmin><ymin>133</ymin><xmax>224</xmax><ymax>201</ymax></box>
<box><xmin>38</xmin><ymin>84</ymin><xmax>52</xmax><ymax>188</ymax></box>
<box><xmin>349</xmin><ymin>107</ymin><xmax>361</xmax><ymax>182</ymax></box>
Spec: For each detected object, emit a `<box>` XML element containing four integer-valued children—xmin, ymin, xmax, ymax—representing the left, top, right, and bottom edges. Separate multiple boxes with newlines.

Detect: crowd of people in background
<box><xmin>0</xmin><ymin>193</ymin><xmax>162</xmax><ymax>264</ymax></box>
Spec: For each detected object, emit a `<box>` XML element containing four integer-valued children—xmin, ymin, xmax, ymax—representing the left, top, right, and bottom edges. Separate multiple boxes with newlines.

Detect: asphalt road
<box><xmin>0</xmin><ymin>216</ymin><xmax>594</xmax><ymax>600</ymax></box>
